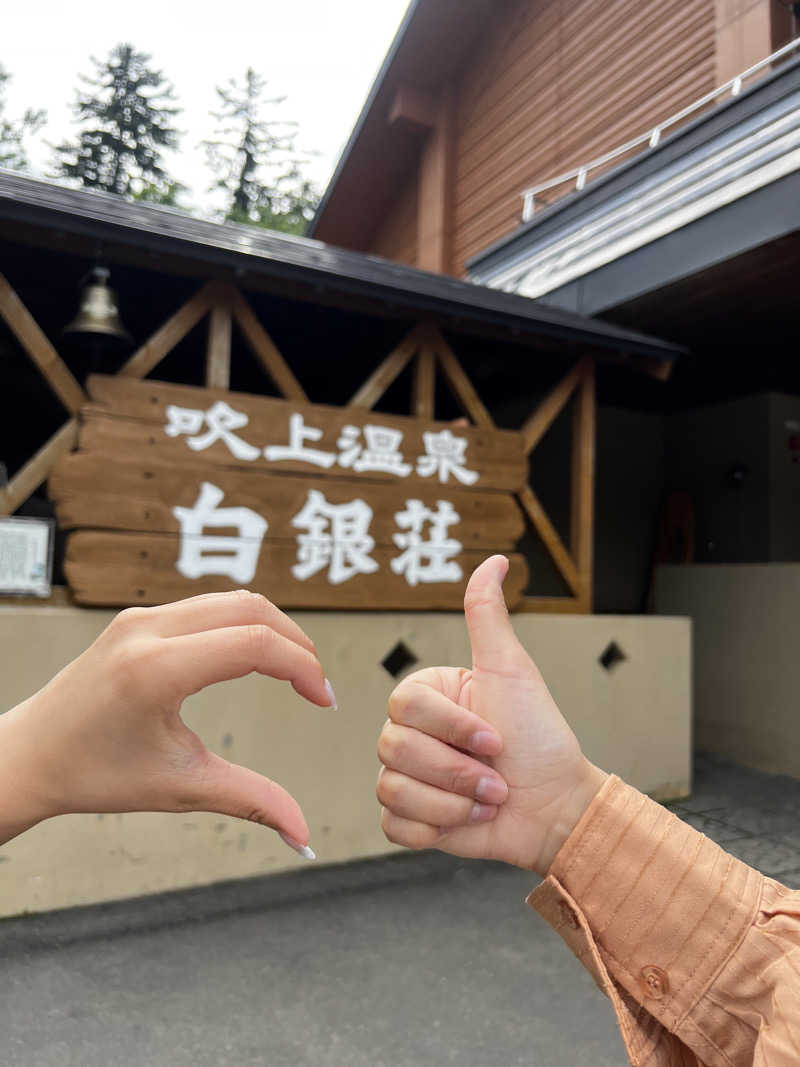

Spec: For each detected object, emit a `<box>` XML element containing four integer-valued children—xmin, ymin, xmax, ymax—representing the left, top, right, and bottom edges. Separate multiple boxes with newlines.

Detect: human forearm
<box><xmin>532</xmin><ymin>760</ymin><xmax>608</xmax><ymax>876</ymax></box>
<box><xmin>529</xmin><ymin>775</ymin><xmax>785</xmax><ymax>1066</ymax></box>
<box><xmin>0</xmin><ymin>703</ymin><xmax>53</xmax><ymax>845</ymax></box>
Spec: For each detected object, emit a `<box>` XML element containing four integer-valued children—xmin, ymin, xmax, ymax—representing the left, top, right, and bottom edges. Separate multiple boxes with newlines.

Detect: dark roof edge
<box><xmin>307</xmin><ymin>0</ymin><xmax>420</xmax><ymax>237</ymax></box>
<box><xmin>0</xmin><ymin>170</ymin><xmax>684</xmax><ymax>362</ymax></box>
<box><xmin>468</xmin><ymin>50</ymin><xmax>800</xmax><ymax>274</ymax></box>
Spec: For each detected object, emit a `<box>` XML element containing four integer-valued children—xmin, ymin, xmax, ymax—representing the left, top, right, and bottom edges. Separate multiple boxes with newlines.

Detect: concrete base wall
<box><xmin>656</xmin><ymin>563</ymin><xmax>800</xmax><ymax>779</ymax></box>
<box><xmin>0</xmin><ymin>607</ymin><xmax>691</xmax><ymax>917</ymax></box>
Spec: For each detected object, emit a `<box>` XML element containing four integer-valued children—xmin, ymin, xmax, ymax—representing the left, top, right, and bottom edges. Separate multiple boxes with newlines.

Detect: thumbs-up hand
<box><xmin>377</xmin><ymin>556</ymin><xmax>607</xmax><ymax>876</ymax></box>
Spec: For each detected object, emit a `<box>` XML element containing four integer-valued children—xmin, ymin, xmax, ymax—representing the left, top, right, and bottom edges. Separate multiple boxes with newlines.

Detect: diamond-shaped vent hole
<box><xmin>381</xmin><ymin>641</ymin><xmax>419</xmax><ymax>679</ymax></box>
<box><xmin>599</xmin><ymin>641</ymin><xmax>627</xmax><ymax>672</ymax></box>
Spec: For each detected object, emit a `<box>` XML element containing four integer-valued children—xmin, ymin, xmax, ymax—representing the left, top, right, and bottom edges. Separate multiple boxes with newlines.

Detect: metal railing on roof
<box><xmin>520</xmin><ymin>34</ymin><xmax>800</xmax><ymax>221</ymax></box>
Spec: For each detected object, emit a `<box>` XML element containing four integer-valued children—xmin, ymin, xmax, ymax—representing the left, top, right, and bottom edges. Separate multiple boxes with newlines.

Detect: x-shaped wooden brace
<box><xmin>1</xmin><ymin>274</ymin><xmax>596</xmax><ymax>612</ymax></box>
<box><xmin>345</xmin><ymin>321</ymin><xmax>596</xmax><ymax>612</ymax></box>
<box><xmin>0</xmin><ymin>277</ymin><xmax>308</xmax><ymax>515</ymax></box>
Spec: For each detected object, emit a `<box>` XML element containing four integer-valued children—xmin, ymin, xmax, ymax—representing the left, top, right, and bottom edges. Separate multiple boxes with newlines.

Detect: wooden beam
<box><xmin>413</xmin><ymin>345</ymin><xmax>436</xmax><ymax>419</ymax></box>
<box><xmin>230</xmin><ymin>289</ymin><xmax>307</xmax><ymax>402</ymax></box>
<box><xmin>521</xmin><ymin>358</ymin><xmax>588</xmax><ymax>454</ymax></box>
<box><xmin>516</xmin><ymin>596</ymin><xmax>583</xmax><ymax>614</ymax></box>
<box><xmin>0</xmin><ymin>273</ymin><xmax>86</xmax><ymax>414</ymax></box>
<box><xmin>205</xmin><ymin>298</ymin><xmax>232</xmax><ymax>389</ymax></box>
<box><xmin>570</xmin><ymin>359</ymin><xmax>596</xmax><ymax>610</ymax></box>
<box><xmin>416</xmin><ymin>83</ymin><xmax>455</xmax><ymax>274</ymax></box>
<box><xmin>388</xmin><ymin>85</ymin><xmax>437</xmax><ymax>131</ymax></box>
<box><xmin>348</xmin><ymin>327</ymin><xmax>421</xmax><ymax>408</ymax></box>
<box><xmin>120</xmin><ymin>281</ymin><xmax>218</xmax><ymax>379</ymax></box>
<box><xmin>600</xmin><ymin>348</ymin><xmax>675</xmax><ymax>381</ymax></box>
<box><xmin>431</xmin><ymin>329</ymin><xmax>495</xmax><ymax>428</ymax></box>
<box><xmin>0</xmin><ymin>418</ymin><xmax>78</xmax><ymax>515</ymax></box>
<box><xmin>516</xmin><ymin>485</ymin><xmax>580</xmax><ymax>597</ymax></box>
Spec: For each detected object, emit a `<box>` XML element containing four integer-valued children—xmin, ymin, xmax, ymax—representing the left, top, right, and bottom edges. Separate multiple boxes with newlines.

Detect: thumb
<box><xmin>192</xmin><ymin>753</ymin><xmax>311</xmax><ymax>851</ymax></box>
<box><xmin>464</xmin><ymin>555</ymin><xmax>528</xmax><ymax>674</ymax></box>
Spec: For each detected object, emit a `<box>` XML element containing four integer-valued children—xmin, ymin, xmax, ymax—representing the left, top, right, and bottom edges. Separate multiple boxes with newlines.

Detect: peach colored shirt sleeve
<box><xmin>528</xmin><ymin>775</ymin><xmax>800</xmax><ymax>1066</ymax></box>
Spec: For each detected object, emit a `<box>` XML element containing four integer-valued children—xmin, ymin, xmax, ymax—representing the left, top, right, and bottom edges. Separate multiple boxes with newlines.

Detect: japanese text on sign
<box><xmin>165</xmin><ymin>404</ymin><xmax>479</xmax><ymax>485</ymax></box>
<box><xmin>172</xmin><ymin>483</ymin><xmax>464</xmax><ymax>587</ymax></box>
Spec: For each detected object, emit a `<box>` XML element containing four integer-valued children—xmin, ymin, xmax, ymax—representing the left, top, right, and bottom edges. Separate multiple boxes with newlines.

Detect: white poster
<box><xmin>0</xmin><ymin>517</ymin><xmax>55</xmax><ymax>597</ymax></box>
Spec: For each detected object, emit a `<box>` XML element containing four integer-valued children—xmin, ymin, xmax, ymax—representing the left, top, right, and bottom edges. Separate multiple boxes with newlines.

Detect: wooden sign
<box><xmin>51</xmin><ymin>455</ymin><xmax>526</xmax><ymax>547</ymax></box>
<box><xmin>51</xmin><ymin>376</ymin><xmax>530</xmax><ymax>610</ymax></box>
<box><xmin>63</xmin><ymin>534</ymin><xmax>529</xmax><ymax>610</ymax></box>
<box><xmin>81</xmin><ymin>375</ymin><xmax>528</xmax><ymax>491</ymax></box>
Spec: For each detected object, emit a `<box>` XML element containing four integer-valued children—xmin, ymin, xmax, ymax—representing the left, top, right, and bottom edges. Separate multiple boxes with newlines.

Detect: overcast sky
<box><xmin>2</xmin><ymin>0</ymin><xmax>411</xmax><ymax>210</ymax></box>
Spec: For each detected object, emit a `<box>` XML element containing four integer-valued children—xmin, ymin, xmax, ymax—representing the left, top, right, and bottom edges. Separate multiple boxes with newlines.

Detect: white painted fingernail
<box><xmin>279</xmin><ymin>832</ymin><xmax>316</xmax><ymax>860</ymax></box>
<box><xmin>324</xmin><ymin>678</ymin><xmax>338</xmax><ymax>710</ymax></box>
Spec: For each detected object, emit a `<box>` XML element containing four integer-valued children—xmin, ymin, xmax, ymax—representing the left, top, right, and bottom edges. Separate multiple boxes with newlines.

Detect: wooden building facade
<box><xmin>311</xmin><ymin>0</ymin><xmax>797</xmax><ymax>277</ymax></box>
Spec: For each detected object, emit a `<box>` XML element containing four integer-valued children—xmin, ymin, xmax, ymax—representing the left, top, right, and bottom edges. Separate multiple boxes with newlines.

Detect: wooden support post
<box><xmin>230</xmin><ymin>290</ymin><xmax>307</xmax><ymax>402</ymax></box>
<box><xmin>205</xmin><ymin>298</ymin><xmax>232</xmax><ymax>390</ymax></box>
<box><xmin>570</xmin><ymin>360</ymin><xmax>596</xmax><ymax>610</ymax></box>
<box><xmin>0</xmin><ymin>273</ymin><xmax>86</xmax><ymax>414</ymax></box>
<box><xmin>0</xmin><ymin>419</ymin><xmax>79</xmax><ymax>515</ymax></box>
<box><xmin>416</xmin><ymin>84</ymin><xmax>455</xmax><ymax>274</ymax></box>
<box><xmin>120</xmin><ymin>282</ymin><xmax>219</xmax><ymax>380</ymax></box>
<box><xmin>413</xmin><ymin>346</ymin><xmax>436</xmax><ymax>419</ymax></box>
<box><xmin>348</xmin><ymin>327</ymin><xmax>421</xmax><ymax>408</ymax></box>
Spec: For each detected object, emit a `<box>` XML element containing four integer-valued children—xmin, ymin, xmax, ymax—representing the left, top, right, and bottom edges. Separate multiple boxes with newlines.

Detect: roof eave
<box><xmin>0</xmin><ymin>171</ymin><xmax>684</xmax><ymax>366</ymax></box>
<box><xmin>308</xmin><ymin>0</ymin><xmax>422</xmax><ymax>237</ymax></box>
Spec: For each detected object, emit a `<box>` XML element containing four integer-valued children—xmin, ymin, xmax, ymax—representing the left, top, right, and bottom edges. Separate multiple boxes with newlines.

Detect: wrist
<box><xmin>0</xmin><ymin>702</ymin><xmax>56</xmax><ymax>845</ymax></box>
<box><xmin>535</xmin><ymin>761</ymin><xmax>608</xmax><ymax>877</ymax></box>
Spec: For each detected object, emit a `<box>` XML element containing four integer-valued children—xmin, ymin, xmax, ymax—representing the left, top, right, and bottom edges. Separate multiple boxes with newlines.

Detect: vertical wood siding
<box><xmin>451</xmin><ymin>0</ymin><xmax>716</xmax><ymax>272</ymax></box>
<box><xmin>364</xmin><ymin>0</ymin><xmax>716</xmax><ymax>276</ymax></box>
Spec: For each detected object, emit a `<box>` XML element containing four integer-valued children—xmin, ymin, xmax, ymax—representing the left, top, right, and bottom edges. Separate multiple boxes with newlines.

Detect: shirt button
<box><xmin>558</xmin><ymin>902</ymin><xmax>580</xmax><ymax>929</ymax></box>
<box><xmin>640</xmin><ymin>965</ymin><xmax>670</xmax><ymax>999</ymax></box>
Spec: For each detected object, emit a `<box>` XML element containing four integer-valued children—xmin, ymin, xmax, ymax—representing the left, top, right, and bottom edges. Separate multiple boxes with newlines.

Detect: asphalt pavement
<box><xmin>2</xmin><ymin>753</ymin><xmax>799</xmax><ymax>1067</ymax></box>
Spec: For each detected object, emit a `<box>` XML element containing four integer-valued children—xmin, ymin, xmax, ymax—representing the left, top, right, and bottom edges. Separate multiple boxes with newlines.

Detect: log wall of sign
<box><xmin>50</xmin><ymin>456</ymin><xmax>525</xmax><ymax>547</ymax></box>
<box><xmin>5</xmin><ymin>265</ymin><xmax>604</xmax><ymax>613</ymax></box>
<box><xmin>81</xmin><ymin>375</ymin><xmax>528</xmax><ymax>492</ymax></box>
<box><xmin>54</xmin><ymin>373</ymin><xmax>529</xmax><ymax>611</ymax></box>
<box><xmin>64</xmin><ymin>533</ymin><xmax>529</xmax><ymax>610</ymax></box>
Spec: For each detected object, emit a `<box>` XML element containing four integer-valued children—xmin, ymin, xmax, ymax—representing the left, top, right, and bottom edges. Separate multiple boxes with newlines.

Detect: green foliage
<box><xmin>203</xmin><ymin>68</ymin><xmax>319</xmax><ymax>234</ymax></box>
<box><xmin>0</xmin><ymin>65</ymin><xmax>45</xmax><ymax>171</ymax></box>
<box><xmin>54</xmin><ymin>43</ymin><xmax>181</xmax><ymax>199</ymax></box>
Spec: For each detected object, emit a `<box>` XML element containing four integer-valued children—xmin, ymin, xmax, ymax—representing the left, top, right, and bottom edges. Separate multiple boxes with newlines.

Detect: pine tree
<box><xmin>0</xmin><ymin>65</ymin><xmax>45</xmax><ymax>171</ymax></box>
<box><xmin>54</xmin><ymin>44</ymin><xmax>181</xmax><ymax>199</ymax></box>
<box><xmin>203</xmin><ymin>68</ymin><xmax>319</xmax><ymax>235</ymax></box>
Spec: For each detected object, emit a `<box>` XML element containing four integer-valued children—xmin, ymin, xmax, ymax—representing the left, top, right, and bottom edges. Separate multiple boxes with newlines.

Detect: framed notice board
<box><xmin>0</xmin><ymin>516</ymin><xmax>55</xmax><ymax>597</ymax></box>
